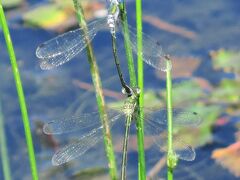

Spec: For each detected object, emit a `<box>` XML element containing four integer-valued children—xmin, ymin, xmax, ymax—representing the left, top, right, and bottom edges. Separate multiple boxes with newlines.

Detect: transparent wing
<box><xmin>123</xmin><ymin>25</ymin><xmax>171</xmax><ymax>72</ymax></box>
<box><xmin>143</xmin><ymin>108</ymin><xmax>201</xmax><ymax>161</ymax></box>
<box><xmin>52</xmin><ymin>126</ymin><xmax>103</xmax><ymax>166</ymax></box>
<box><xmin>36</xmin><ymin>18</ymin><xmax>107</xmax><ymax>70</ymax></box>
<box><xmin>43</xmin><ymin>110</ymin><xmax>121</xmax><ymax>135</ymax></box>
<box><xmin>144</xmin><ymin>108</ymin><xmax>202</xmax><ymax>127</ymax></box>
<box><xmin>51</xmin><ymin>113</ymin><xmax>124</xmax><ymax>166</ymax></box>
<box><xmin>145</xmin><ymin>120</ymin><xmax>196</xmax><ymax>161</ymax></box>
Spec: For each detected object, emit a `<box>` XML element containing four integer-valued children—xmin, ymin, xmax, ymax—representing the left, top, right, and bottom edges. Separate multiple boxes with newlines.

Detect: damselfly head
<box><xmin>122</xmin><ymin>86</ymin><xmax>134</xmax><ymax>97</ymax></box>
<box><xmin>121</xmin><ymin>87</ymin><xmax>126</xmax><ymax>94</ymax></box>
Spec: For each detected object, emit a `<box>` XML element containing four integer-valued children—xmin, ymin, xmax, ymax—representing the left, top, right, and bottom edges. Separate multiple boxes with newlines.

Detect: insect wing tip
<box><xmin>43</xmin><ymin>122</ymin><xmax>53</xmax><ymax>135</ymax></box>
<box><xmin>176</xmin><ymin>145</ymin><xmax>196</xmax><ymax>162</ymax></box>
<box><xmin>36</xmin><ymin>43</ymin><xmax>47</xmax><ymax>58</ymax></box>
<box><xmin>40</xmin><ymin>61</ymin><xmax>54</xmax><ymax>70</ymax></box>
<box><xmin>52</xmin><ymin>155</ymin><xmax>63</xmax><ymax>166</ymax></box>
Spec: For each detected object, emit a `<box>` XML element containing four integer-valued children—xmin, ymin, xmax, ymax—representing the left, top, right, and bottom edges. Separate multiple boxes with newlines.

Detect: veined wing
<box><xmin>144</xmin><ymin>108</ymin><xmax>202</xmax><ymax>127</ymax></box>
<box><xmin>51</xmin><ymin>112</ymin><xmax>124</xmax><ymax>166</ymax></box>
<box><xmin>143</xmin><ymin>108</ymin><xmax>201</xmax><ymax>161</ymax></box>
<box><xmin>36</xmin><ymin>18</ymin><xmax>107</xmax><ymax>70</ymax></box>
<box><xmin>43</xmin><ymin>110</ymin><xmax>122</xmax><ymax>135</ymax></box>
<box><xmin>144</xmin><ymin>120</ymin><xmax>196</xmax><ymax>161</ymax></box>
<box><xmin>123</xmin><ymin>25</ymin><xmax>172</xmax><ymax>72</ymax></box>
<box><xmin>52</xmin><ymin>126</ymin><xmax>103</xmax><ymax>165</ymax></box>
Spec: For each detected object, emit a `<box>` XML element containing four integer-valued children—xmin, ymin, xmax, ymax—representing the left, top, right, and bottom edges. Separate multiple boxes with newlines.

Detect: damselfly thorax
<box><xmin>122</xmin><ymin>87</ymin><xmax>140</xmax><ymax>116</ymax></box>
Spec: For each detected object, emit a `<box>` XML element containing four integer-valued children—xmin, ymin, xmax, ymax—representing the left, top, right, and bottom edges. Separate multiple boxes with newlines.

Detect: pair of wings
<box><xmin>36</xmin><ymin>18</ymin><xmax>171</xmax><ymax>71</ymax></box>
<box><xmin>43</xmin><ymin>108</ymin><xmax>201</xmax><ymax>165</ymax></box>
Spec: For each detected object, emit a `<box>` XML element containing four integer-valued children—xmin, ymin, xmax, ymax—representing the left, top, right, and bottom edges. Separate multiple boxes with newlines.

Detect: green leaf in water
<box><xmin>210</xmin><ymin>79</ymin><xmax>240</xmax><ymax>104</ymax></box>
<box><xmin>23</xmin><ymin>4</ymin><xmax>73</xmax><ymax>31</ymax></box>
<box><xmin>161</xmin><ymin>79</ymin><xmax>207</xmax><ymax>107</ymax></box>
<box><xmin>1</xmin><ymin>0</ymin><xmax>23</xmax><ymax>9</ymax></box>
<box><xmin>173</xmin><ymin>104</ymin><xmax>224</xmax><ymax>148</ymax></box>
<box><xmin>210</xmin><ymin>49</ymin><xmax>240</xmax><ymax>74</ymax></box>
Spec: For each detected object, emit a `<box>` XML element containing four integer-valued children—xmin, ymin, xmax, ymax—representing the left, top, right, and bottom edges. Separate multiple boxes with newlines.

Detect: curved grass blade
<box><xmin>36</xmin><ymin>18</ymin><xmax>107</xmax><ymax>70</ymax></box>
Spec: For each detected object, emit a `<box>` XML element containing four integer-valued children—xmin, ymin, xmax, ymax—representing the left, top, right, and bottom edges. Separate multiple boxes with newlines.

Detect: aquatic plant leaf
<box><xmin>157</xmin><ymin>56</ymin><xmax>200</xmax><ymax>79</ymax></box>
<box><xmin>23</xmin><ymin>5</ymin><xmax>71</xmax><ymax>30</ymax></box>
<box><xmin>2</xmin><ymin>0</ymin><xmax>23</xmax><ymax>8</ymax></box>
<box><xmin>212</xmin><ymin>141</ymin><xmax>240</xmax><ymax>177</ymax></box>
<box><xmin>23</xmin><ymin>1</ymin><xmax>105</xmax><ymax>32</ymax></box>
<box><xmin>210</xmin><ymin>49</ymin><xmax>240</xmax><ymax>74</ymax></box>
<box><xmin>170</xmin><ymin>104</ymin><xmax>223</xmax><ymax>148</ymax></box>
<box><xmin>161</xmin><ymin>79</ymin><xmax>206</xmax><ymax>106</ymax></box>
<box><xmin>210</xmin><ymin>79</ymin><xmax>240</xmax><ymax>105</ymax></box>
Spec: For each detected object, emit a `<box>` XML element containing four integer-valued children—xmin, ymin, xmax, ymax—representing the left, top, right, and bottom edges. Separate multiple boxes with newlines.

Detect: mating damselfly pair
<box><xmin>35</xmin><ymin>0</ymin><xmax>200</xmax><ymax>178</ymax></box>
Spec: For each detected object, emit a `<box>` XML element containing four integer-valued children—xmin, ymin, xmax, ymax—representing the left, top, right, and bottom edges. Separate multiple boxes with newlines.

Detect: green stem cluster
<box><xmin>72</xmin><ymin>1</ymin><xmax>117</xmax><ymax>179</ymax></box>
<box><xmin>119</xmin><ymin>1</ymin><xmax>146</xmax><ymax>179</ymax></box>
<box><xmin>0</xmin><ymin>3</ymin><xmax>38</xmax><ymax>180</ymax></box>
<box><xmin>0</xmin><ymin>100</ymin><xmax>12</xmax><ymax>180</ymax></box>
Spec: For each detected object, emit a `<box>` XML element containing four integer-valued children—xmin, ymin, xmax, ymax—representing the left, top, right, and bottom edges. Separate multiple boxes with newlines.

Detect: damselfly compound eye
<box><xmin>122</xmin><ymin>87</ymin><xmax>126</xmax><ymax>94</ymax></box>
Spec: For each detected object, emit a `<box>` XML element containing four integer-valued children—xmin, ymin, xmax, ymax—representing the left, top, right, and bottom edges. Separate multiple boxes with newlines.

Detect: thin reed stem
<box><xmin>0</xmin><ymin>100</ymin><xmax>12</xmax><ymax>180</ymax></box>
<box><xmin>119</xmin><ymin>1</ymin><xmax>137</xmax><ymax>87</ymax></box>
<box><xmin>0</xmin><ymin>3</ymin><xmax>38</xmax><ymax>180</ymax></box>
<box><xmin>72</xmin><ymin>1</ymin><xmax>117</xmax><ymax>179</ymax></box>
<box><xmin>121</xmin><ymin>115</ymin><xmax>132</xmax><ymax>180</ymax></box>
<box><xmin>136</xmin><ymin>0</ymin><xmax>146</xmax><ymax>179</ymax></box>
<box><xmin>166</xmin><ymin>57</ymin><xmax>176</xmax><ymax>180</ymax></box>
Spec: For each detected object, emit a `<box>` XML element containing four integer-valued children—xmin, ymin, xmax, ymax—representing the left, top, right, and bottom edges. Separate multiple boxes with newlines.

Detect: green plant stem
<box><xmin>119</xmin><ymin>1</ymin><xmax>137</xmax><ymax>87</ymax></box>
<box><xmin>166</xmin><ymin>59</ymin><xmax>174</xmax><ymax>180</ymax></box>
<box><xmin>136</xmin><ymin>0</ymin><xmax>146</xmax><ymax>179</ymax></box>
<box><xmin>0</xmin><ymin>4</ymin><xmax>39</xmax><ymax>180</ymax></box>
<box><xmin>72</xmin><ymin>1</ymin><xmax>117</xmax><ymax>179</ymax></box>
<box><xmin>121</xmin><ymin>115</ymin><xmax>131</xmax><ymax>180</ymax></box>
<box><xmin>0</xmin><ymin>100</ymin><xmax>12</xmax><ymax>180</ymax></box>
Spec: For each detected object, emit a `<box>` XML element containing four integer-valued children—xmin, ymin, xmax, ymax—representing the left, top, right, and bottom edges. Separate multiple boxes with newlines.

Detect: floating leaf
<box><xmin>157</xmin><ymin>56</ymin><xmax>200</xmax><ymax>79</ymax></box>
<box><xmin>23</xmin><ymin>4</ymin><xmax>72</xmax><ymax>31</ymax></box>
<box><xmin>161</xmin><ymin>79</ymin><xmax>207</xmax><ymax>107</ymax></box>
<box><xmin>210</xmin><ymin>49</ymin><xmax>240</xmax><ymax>74</ymax></box>
<box><xmin>212</xmin><ymin>141</ymin><xmax>240</xmax><ymax>177</ymax></box>
<box><xmin>1</xmin><ymin>0</ymin><xmax>23</xmax><ymax>9</ymax></box>
<box><xmin>172</xmin><ymin>104</ymin><xmax>223</xmax><ymax>148</ymax></box>
<box><xmin>23</xmin><ymin>1</ymin><xmax>105</xmax><ymax>32</ymax></box>
<box><xmin>210</xmin><ymin>79</ymin><xmax>240</xmax><ymax>116</ymax></box>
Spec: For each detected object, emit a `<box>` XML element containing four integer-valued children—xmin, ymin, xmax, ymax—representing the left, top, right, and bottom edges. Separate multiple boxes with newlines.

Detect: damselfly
<box><xmin>43</xmin><ymin>88</ymin><xmax>201</xmax><ymax>167</ymax></box>
<box><xmin>36</xmin><ymin>18</ymin><xmax>171</xmax><ymax>71</ymax></box>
